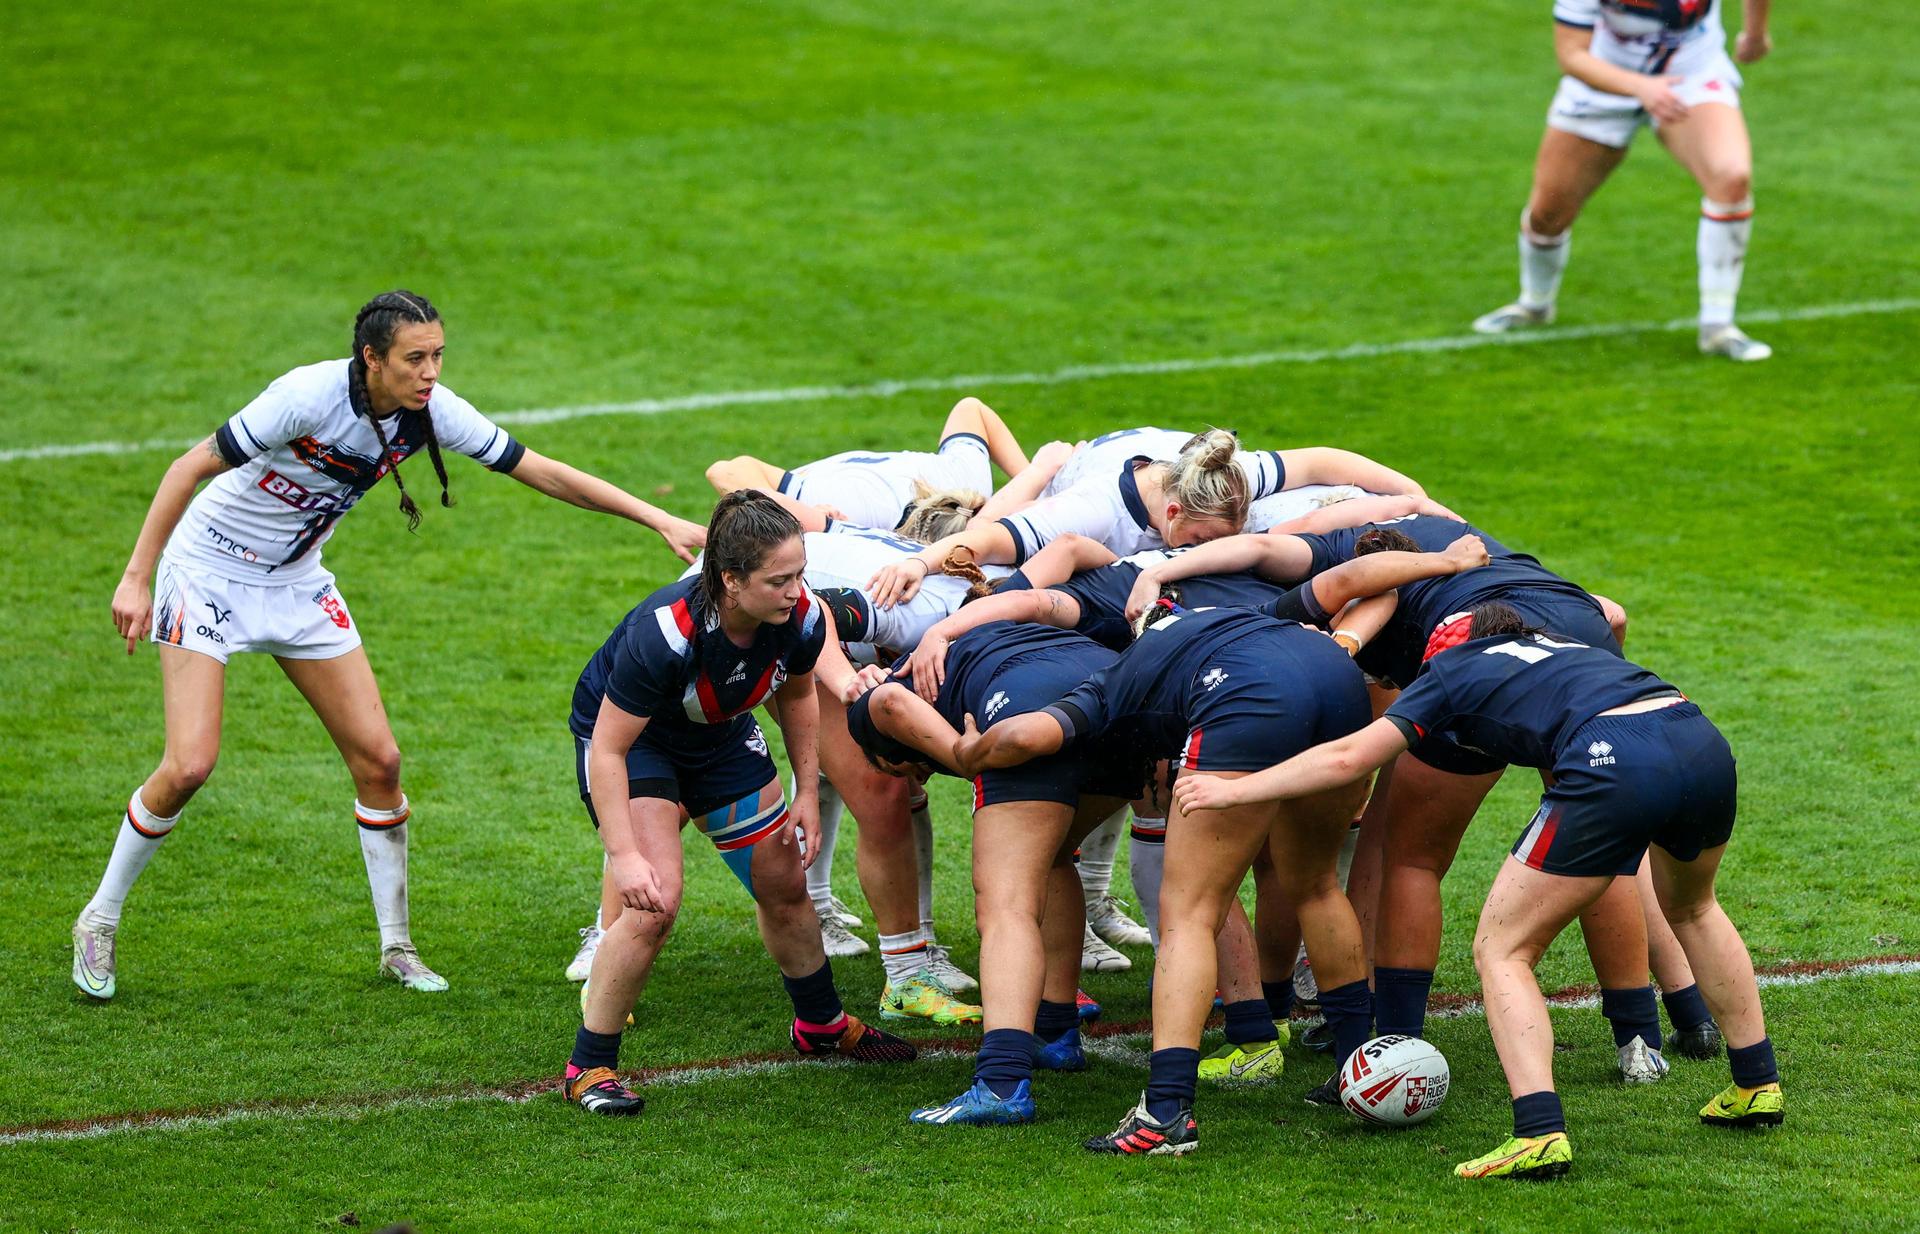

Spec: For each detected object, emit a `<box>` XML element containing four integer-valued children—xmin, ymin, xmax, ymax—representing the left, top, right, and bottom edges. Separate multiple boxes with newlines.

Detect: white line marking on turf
<box><xmin>5</xmin><ymin>298</ymin><xmax>1916</xmax><ymax>466</ymax></box>
<box><xmin>4</xmin><ymin>960</ymin><xmax>1912</xmax><ymax>1147</ymax></box>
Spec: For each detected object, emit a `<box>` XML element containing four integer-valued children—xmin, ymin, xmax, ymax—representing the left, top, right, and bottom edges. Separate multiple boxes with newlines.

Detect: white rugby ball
<box><xmin>1337</xmin><ymin>1034</ymin><xmax>1450</xmax><ymax>1127</ymax></box>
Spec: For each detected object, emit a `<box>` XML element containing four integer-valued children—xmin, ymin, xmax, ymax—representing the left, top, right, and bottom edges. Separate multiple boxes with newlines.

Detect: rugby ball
<box><xmin>1337</xmin><ymin>1034</ymin><xmax>1450</xmax><ymax>1127</ymax></box>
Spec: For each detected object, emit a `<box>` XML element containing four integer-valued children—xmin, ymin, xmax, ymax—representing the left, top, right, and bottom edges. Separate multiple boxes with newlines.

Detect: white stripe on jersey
<box><xmin>654</xmin><ymin>604</ymin><xmax>691</xmax><ymax>656</ymax></box>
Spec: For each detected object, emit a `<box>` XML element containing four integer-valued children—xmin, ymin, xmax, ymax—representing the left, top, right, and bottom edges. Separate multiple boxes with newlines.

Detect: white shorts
<box><xmin>783</xmin><ymin>434</ymin><xmax>992</xmax><ymax>531</ymax></box>
<box><xmin>1547</xmin><ymin>52</ymin><xmax>1742</xmax><ymax>149</ymax></box>
<box><xmin>151</xmin><ymin>557</ymin><xmax>363</xmax><ymax>665</ymax></box>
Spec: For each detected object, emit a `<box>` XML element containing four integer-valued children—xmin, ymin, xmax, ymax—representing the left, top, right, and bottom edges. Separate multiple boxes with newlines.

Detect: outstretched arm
<box><xmin>867</xmin><ymin>682</ymin><xmax>967</xmax><ymax>773</ymax></box>
<box><xmin>906</xmin><ymin>586</ymin><xmax>1086</xmax><ymax>702</ymax></box>
<box><xmin>1276</xmin><ymin>447</ymin><xmax>1425</xmax><ymax>498</ymax></box>
<box><xmin>974</xmin><ymin>440</ymin><xmax>1076</xmax><ymax>523</ymax></box>
<box><xmin>1016</xmin><ymin>532</ymin><xmax>1119</xmax><ymax>588</ymax></box>
<box><xmin>508</xmin><ymin>448</ymin><xmax>706</xmax><ymax>563</ymax></box>
<box><xmin>113</xmin><ymin>435</ymin><xmax>233</xmax><ymax>654</ymax></box>
<box><xmin>867</xmin><ymin>520</ymin><xmax>1019</xmax><ymax>609</ymax></box>
<box><xmin>1172</xmin><ymin>717</ymin><xmax>1408</xmax><ymax>813</ymax></box>
<box><xmin>1124</xmin><ymin>533</ymin><xmax>1314</xmax><ymax>623</ymax></box>
<box><xmin>1309</xmin><ymin>535</ymin><xmax>1488</xmax><ymax>620</ymax></box>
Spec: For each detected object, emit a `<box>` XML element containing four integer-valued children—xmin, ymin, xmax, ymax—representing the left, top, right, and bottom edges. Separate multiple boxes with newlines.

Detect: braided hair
<box><xmin>347</xmin><ymin>290</ymin><xmax>451</xmax><ymax>531</ymax></box>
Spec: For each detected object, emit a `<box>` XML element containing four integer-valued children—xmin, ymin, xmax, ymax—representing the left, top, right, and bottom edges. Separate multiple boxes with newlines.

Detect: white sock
<box><xmin>879</xmin><ymin>928</ymin><xmax>929</xmax><ymax>986</ymax></box>
<box><xmin>804</xmin><ymin>773</ymin><xmax>845</xmax><ymax>910</ymax></box>
<box><xmin>1519</xmin><ymin>209</ymin><xmax>1571</xmax><ymax>310</ymax></box>
<box><xmin>911</xmin><ymin>792</ymin><xmax>936</xmax><ymax>942</ymax></box>
<box><xmin>1698</xmin><ymin>197</ymin><xmax>1753</xmax><ymax>329</ymax></box>
<box><xmin>83</xmin><ymin>790</ymin><xmax>180</xmax><ymax>925</ymax></box>
<box><xmin>1128</xmin><ymin>815</ymin><xmax>1168</xmax><ymax>945</ymax></box>
<box><xmin>1077</xmin><ymin>809</ymin><xmax>1124</xmax><ymax>905</ymax></box>
<box><xmin>356</xmin><ymin>797</ymin><xmax>412</xmax><ymax>950</ymax></box>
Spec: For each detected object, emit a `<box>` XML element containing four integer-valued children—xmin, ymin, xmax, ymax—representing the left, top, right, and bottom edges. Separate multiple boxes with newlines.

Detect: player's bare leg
<box><xmin>1475</xmin><ymin>128</ymin><xmax>1628</xmax><ymax>333</ymax></box>
<box><xmin>941</xmin><ymin>395</ymin><xmax>1030</xmax><ymax>476</ymax></box>
<box><xmin>704</xmin><ymin>454</ymin><xmax>788</xmax><ymax>496</ymax></box>
<box><xmin>74</xmin><ymin>644</ymin><xmax>225</xmax><ymax>999</ymax></box>
<box><xmin>1660</xmin><ymin>102</ymin><xmax>1768</xmax><ymax>360</ymax></box>
<box><xmin>1636</xmin><ymin>853</ymin><xmax>1723</xmax><ymax>1057</ymax></box>
<box><xmin>280</xmin><ymin>648</ymin><xmax>443</xmax><ymax>991</ymax></box>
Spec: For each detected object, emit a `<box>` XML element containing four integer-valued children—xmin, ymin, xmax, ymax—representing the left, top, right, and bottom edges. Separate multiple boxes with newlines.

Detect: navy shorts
<box><xmin>1511</xmin><ymin>703</ymin><xmax>1737</xmax><ymax>877</ymax></box>
<box><xmin>1411</xmin><ymin>588</ymin><xmax>1620</xmax><ymax>777</ymax></box>
<box><xmin>1177</xmin><ymin>624</ymin><xmax>1371</xmax><ymax>773</ymax></box>
<box><xmin>973</xmin><ymin>648</ymin><xmax>1144</xmax><ymax>809</ymax></box>
<box><xmin>572</xmin><ymin>716</ymin><xmax>778</xmax><ymax>824</ymax></box>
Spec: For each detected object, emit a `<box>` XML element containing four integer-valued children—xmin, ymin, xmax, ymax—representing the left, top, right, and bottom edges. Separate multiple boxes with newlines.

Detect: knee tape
<box><xmin>698</xmin><ymin>791</ymin><xmax>790</xmax><ymax>899</ymax></box>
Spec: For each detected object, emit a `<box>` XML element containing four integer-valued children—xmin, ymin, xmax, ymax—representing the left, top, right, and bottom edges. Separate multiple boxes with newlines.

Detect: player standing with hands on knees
<box><xmin>562</xmin><ymin>492</ymin><xmax>915</xmax><ymax>1117</ymax></box>
<box><xmin>78</xmin><ymin>291</ymin><xmax>707</xmax><ymax>1000</ymax></box>
<box><xmin>1473</xmin><ymin>0</ymin><xmax>1775</xmax><ymax>361</ymax></box>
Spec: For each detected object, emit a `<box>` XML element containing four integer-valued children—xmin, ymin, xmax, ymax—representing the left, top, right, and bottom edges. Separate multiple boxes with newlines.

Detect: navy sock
<box><xmin>1511</xmin><ymin>1090</ymin><xmax>1566</xmax><ymax>1138</ymax></box>
<box><xmin>1222</xmin><ymin>998</ymin><xmax>1276</xmax><ymax>1046</ymax></box>
<box><xmin>782</xmin><ymin>960</ymin><xmax>844</xmax><ymax>1025</ymax></box>
<box><xmin>1373</xmin><ymin>967</ymin><xmax>1432</xmax><ymax>1038</ymax></box>
<box><xmin>1319</xmin><ymin>978</ymin><xmax>1374</xmax><ymax>1068</ymax></box>
<box><xmin>1035</xmin><ymin>1000</ymin><xmax>1078</xmax><ymax>1044</ymax></box>
<box><xmin>1662</xmin><ymin>983</ymin><xmax>1714</xmax><ymax>1032</ymax></box>
<box><xmin>570</xmin><ymin>1025</ymin><xmax>622</xmax><ymax>1072</ymax></box>
<box><xmin>1728</xmin><ymin>1037</ymin><xmax>1780</xmax><ymax>1088</ymax></box>
<box><xmin>1600</xmin><ymin>985</ymin><xmax>1662</xmax><ymax>1051</ymax></box>
<box><xmin>974</xmin><ymin>1028</ymin><xmax>1037</xmax><ymax>1098</ymax></box>
<box><xmin>1262</xmin><ymin>980</ymin><xmax>1296</xmax><ymax>1021</ymax></box>
<box><xmin>1144</xmin><ymin>1047</ymin><xmax>1201</xmax><ymax>1123</ymax></box>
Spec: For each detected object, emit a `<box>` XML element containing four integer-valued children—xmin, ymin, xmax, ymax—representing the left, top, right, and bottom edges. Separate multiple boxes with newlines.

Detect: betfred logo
<box><xmin>258</xmin><ymin>469</ymin><xmax>355</xmax><ymax>514</ymax></box>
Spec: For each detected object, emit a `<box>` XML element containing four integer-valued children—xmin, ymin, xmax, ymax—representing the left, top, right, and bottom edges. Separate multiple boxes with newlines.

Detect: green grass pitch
<box><xmin>2</xmin><ymin>0</ymin><xmax>1917</xmax><ymax>1230</ymax></box>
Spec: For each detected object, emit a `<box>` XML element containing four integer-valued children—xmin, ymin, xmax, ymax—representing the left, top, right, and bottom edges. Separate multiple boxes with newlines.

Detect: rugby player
<box><xmin>562</xmin><ymin>492</ymin><xmax>915</xmax><ymax>1116</ymax></box>
<box><xmin>78</xmin><ymin>291</ymin><xmax>706</xmax><ymax>999</ymax></box>
<box><xmin>1175</xmin><ymin>602</ymin><xmax>1784</xmax><ymax>1179</ymax></box>
<box><xmin>1472</xmin><ymin>0</ymin><xmax>1776</xmax><ymax>361</ymax></box>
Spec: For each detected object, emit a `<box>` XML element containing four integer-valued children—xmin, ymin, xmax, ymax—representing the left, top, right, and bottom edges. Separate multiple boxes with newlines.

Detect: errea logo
<box><xmin>726</xmin><ymin>660</ymin><xmax>748</xmax><ymax>685</ymax></box>
<box><xmin>1201</xmin><ymin>667</ymin><xmax>1229</xmax><ymax>692</ymax></box>
<box><xmin>984</xmin><ymin>690</ymin><xmax>1011</xmax><ymax>721</ymax></box>
<box><xmin>1588</xmin><ymin>740</ymin><xmax>1616</xmax><ymax>766</ymax></box>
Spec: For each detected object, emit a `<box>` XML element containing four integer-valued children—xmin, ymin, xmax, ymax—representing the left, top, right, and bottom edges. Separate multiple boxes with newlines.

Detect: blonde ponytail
<box><xmin>1145</xmin><ymin>428</ymin><xmax>1249</xmax><ymax>528</ymax></box>
<box><xmin>896</xmin><ymin>483</ymin><xmax>986</xmax><ymax>544</ymax></box>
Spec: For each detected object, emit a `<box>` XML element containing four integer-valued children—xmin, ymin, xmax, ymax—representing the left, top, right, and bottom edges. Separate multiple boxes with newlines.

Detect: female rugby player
<box><xmin>863</xmin><ymin>428</ymin><xmax>1426</xmax><ymax>608</ymax></box>
<box><xmin>76</xmin><ymin>291</ymin><xmax>707</xmax><ymax>1000</ymax></box>
<box><xmin>1175</xmin><ymin>602</ymin><xmax>1783</xmax><ymax>1179</ymax></box>
<box><xmin>562</xmin><ymin>492</ymin><xmax>915</xmax><ymax>1116</ymax></box>
<box><xmin>847</xmin><ymin>621</ymin><xmax>1139</xmax><ymax>1126</ymax></box>
<box><xmin>1472</xmin><ymin>0</ymin><xmax>1776</xmax><ymax>361</ymax></box>
<box><xmin>954</xmin><ymin>604</ymin><xmax>1377</xmax><ymax>1154</ymax></box>
<box><xmin>1127</xmin><ymin>514</ymin><xmax>1710</xmax><ymax>1081</ymax></box>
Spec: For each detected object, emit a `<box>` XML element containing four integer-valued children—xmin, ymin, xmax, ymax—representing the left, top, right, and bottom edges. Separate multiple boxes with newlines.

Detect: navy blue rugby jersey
<box><xmin>570</xmin><ymin>577</ymin><xmax>825</xmax><ymax>740</ymax></box>
<box><xmin>848</xmin><ymin>621</ymin><xmax>1117</xmax><ymax>744</ymax></box>
<box><xmin>1384</xmin><ymin>633</ymin><xmax>1679</xmax><ymax>770</ymax></box>
<box><xmin>1289</xmin><ymin>514</ymin><xmax>1598</xmax><ymax>687</ymax></box>
<box><xmin>1047</xmin><ymin>606</ymin><xmax>1292</xmax><ymax>757</ymax></box>
<box><xmin>1049</xmin><ymin>548</ymin><xmax>1294</xmax><ymax>650</ymax></box>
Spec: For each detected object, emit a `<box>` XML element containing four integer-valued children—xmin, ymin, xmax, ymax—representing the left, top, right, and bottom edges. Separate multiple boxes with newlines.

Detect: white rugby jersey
<box><xmin>167</xmin><ymin>360</ymin><xmax>523</xmax><ymax>584</ymax></box>
<box><xmin>778</xmin><ymin>434</ymin><xmax>993</xmax><ymax>531</ymax></box>
<box><xmin>1003</xmin><ymin>428</ymin><xmax>1289</xmax><ymax>564</ymax></box>
<box><xmin>1555</xmin><ymin>0</ymin><xmax>1725</xmax><ymax>74</ymax></box>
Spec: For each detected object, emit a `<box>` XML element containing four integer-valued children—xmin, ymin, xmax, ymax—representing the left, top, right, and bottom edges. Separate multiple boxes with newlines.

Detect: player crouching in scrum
<box><xmin>1174</xmin><ymin>602</ymin><xmax>1784</xmax><ymax>1180</ymax></box>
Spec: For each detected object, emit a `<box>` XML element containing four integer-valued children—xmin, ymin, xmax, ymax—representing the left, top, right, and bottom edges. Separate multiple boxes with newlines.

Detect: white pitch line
<box><xmin>3</xmin><ymin>960</ymin><xmax>1911</xmax><ymax>1147</ymax></box>
<box><xmin>4</xmin><ymin>297</ymin><xmax>1916</xmax><ymax>466</ymax></box>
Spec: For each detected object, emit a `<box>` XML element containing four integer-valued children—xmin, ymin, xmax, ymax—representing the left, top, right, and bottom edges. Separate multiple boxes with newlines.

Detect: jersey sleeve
<box><xmin>1382</xmin><ymin>663</ymin><xmax>1459</xmax><ymax>748</ymax></box>
<box><xmin>213</xmin><ymin>371</ymin><xmax>328</xmax><ymax>467</ymax></box>
<box><xmin>1553</xmin><ymin>0</ymin><xmax>1599</xmax><ymax>28</ymax></box>
<box><xmin>602</xmin><ymin>613</ymin><xmax>682</xmax><ymax>719</ymax></box>
<box><xmin>996</xmin><ymin>479</ymin><xmax>1120</xmax><ymax>564</ymax></box>
<box><xmin>1235</xmin><ymin>450</ymin><xmax>1288</xmax><ymax>501</ymax></box>
<box><xmin>424</xmin><ymin>385</ymin><xmax>526</xmax><ymax>473</ymax></box>
<box><xmin>786</xmin><ymin>589</ymin><xmax>828</xmax><ymax>677</ymax></box>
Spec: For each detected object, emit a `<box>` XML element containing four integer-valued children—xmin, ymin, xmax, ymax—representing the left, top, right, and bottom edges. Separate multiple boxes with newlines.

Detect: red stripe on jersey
<box><xmin>1182</xmin><ymin>727</ymin><xmax>1204</xmax><ymax>770</ymax></box>
<box><xmin>739</xmin><ymin>658</ymin><xmax>782</xmax><ymax>715</ymax></box>
<box><xmin>670</xmin><ymin>598</ymin><xmax>696</xmax><ymax>641</ymax></box>
<box><xmin>692</xmin><ymin>672</ymin><xmax>726</xmax><ymax>723</ymax></box>
<box><xmin>1523</xmin><ymin>808</ymin><xmax>1561</xmax><ymax>870</ymax></box>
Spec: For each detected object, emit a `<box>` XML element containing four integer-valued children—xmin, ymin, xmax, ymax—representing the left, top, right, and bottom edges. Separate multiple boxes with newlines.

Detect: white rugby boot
<box><xmin>1472</xmin><ymin>302</ymin><xmax>1556</xmax><ymax>334</ymax></box>
<box><xmin>1699</xmin><ymin>324</ymin><xmax>1772</xmax><ymax>362</ymax></box>
<box><xmin>1081</xmin><ymin>923</ymin><xmax>1131</xmax><ymax>973</ymax></box>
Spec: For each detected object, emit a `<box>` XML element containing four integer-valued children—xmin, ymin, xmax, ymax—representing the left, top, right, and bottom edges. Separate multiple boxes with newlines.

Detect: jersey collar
<box><xmin>1118</xmin><ymin>457</ymin><xmax>1153</xmax><ymax>531</ymax></box>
